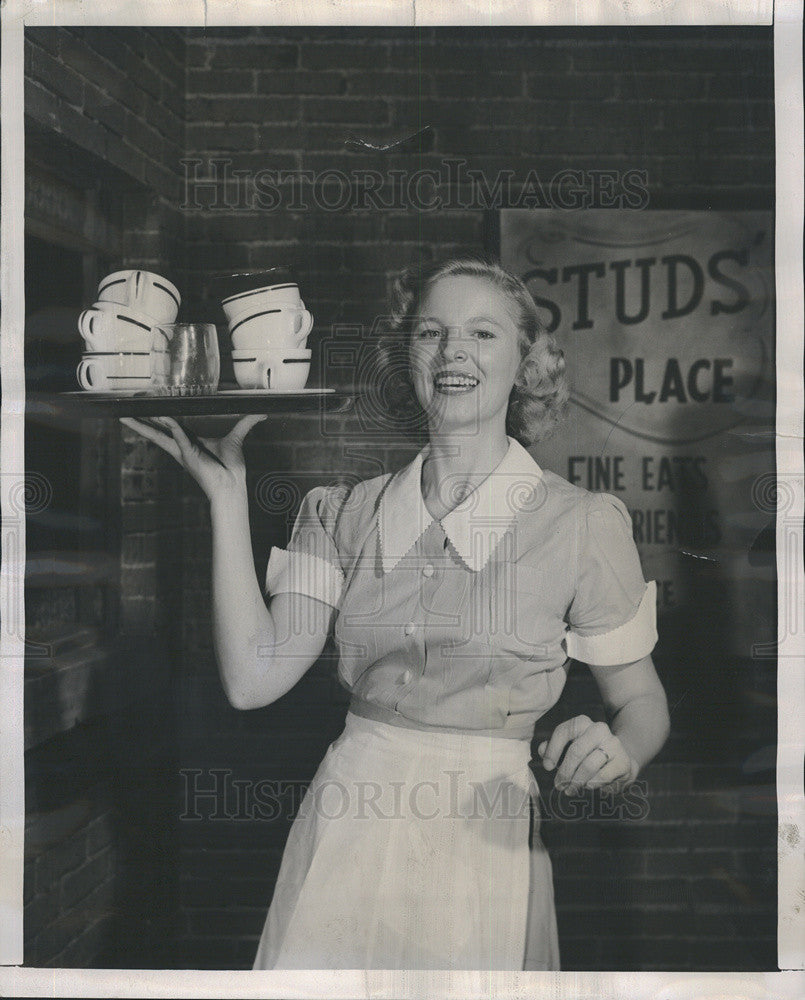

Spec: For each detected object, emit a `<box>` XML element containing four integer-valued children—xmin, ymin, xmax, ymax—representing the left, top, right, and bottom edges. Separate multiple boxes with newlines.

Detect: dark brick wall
<box><xmin>180</xmin><ymin>27</ymin><xmax>773</xmax><ymax>345</ymax></box>
<box><xmin>24</xmin><ymin>27</ymin><xmax>188</xmax><ymax>967</ymax></box>
<box><xmin>24</xmin><ymin>434</ymin><xmax>185</xmax><ymax>968</ymax></box>
<box><xmin>24</xmin><ymin>25</ymin><xmax>776</xmax><ymax>971</ymax></box>
<box><xmin>24</xmin><ymin>763</ymin><xmax>119</xmax><ymax>967</ymax></box>
<box><xmin>25</xmin><ymin>27</ymin><xmax>186</xmax><ymax>286</ymax></box>
<box><xmin>25</xmin><ymin>27</ymin><xmax>186</xmax><ymax>202</ymax></box>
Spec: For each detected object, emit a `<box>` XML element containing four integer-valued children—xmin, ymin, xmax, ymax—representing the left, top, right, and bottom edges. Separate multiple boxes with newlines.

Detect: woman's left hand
<box><xmin>537</xmin><ymin>714</ymin><xmax>638</xmax><ymax>795</ymax></box>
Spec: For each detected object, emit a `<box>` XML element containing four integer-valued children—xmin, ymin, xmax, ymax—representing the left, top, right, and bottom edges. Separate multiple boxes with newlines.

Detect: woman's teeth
<box><xmin>434</xmin><ymin>373</ymin><xmax>479</xmax><ymax>393</ymax></box>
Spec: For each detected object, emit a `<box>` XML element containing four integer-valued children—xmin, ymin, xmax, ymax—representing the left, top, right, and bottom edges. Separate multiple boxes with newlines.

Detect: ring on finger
<box><xmin>593</xmin><ymin>746</ymin><xmax>611</xmax><ymax>765</ymax></box>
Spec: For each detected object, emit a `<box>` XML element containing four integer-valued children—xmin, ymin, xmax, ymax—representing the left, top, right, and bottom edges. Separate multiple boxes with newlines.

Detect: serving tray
<box><xmin>52</xmin><ymin>387</ymin><xmax>354</xmax><ymax>418</ymax></box>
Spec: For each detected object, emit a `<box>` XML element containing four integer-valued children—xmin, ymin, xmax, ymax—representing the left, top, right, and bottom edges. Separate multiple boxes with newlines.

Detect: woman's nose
<box><xmin>439</xmin><ymin>329</ymin><xmax>468</xmax><ymax>361</ymax></box>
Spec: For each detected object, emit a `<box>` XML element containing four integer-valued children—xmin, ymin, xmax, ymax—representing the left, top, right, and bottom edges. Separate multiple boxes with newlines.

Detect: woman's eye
<box><xmin>416</xmin><ymin>327</ymin><xmax>441</xmax><ymax>339</ymax></box>
<box><xmin>472</xmin><ymin>328</ymin><xmax>495</xmax><ymax>339</ymax></box>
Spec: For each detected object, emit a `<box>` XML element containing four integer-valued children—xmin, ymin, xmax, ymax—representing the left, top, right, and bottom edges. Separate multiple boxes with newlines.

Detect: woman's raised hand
<box><xmin>119</xmin><ymin>414</ymin><xmax>267</xmax><ymax>501</ymax></box>
<box><xmin>537</xmin><ymin>714</ymin><xmax>639</xmax><ymax>796</ymax></box>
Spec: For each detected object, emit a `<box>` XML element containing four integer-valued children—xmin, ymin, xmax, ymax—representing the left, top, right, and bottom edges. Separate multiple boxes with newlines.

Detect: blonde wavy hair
<box><xmin>374</xmin><ymin>257</ymin><xmax>570</xmax><ymax>446</ymax></box>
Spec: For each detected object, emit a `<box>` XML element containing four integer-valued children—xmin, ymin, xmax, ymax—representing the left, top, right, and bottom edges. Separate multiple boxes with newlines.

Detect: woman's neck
<box><xmin>420</xmin><ymin>427</ymin><xmax>510</xmax><ymax>520</ymax></box>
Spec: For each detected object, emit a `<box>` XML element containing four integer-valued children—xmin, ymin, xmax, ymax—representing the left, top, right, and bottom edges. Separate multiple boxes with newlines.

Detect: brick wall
<box><xmin>25</xmin><ymin>27</ymin><xmax>185</xmax><ymax>202</ymax></box>
<box><xmin>180</xmin><ymin>27</ymin><xmax>773</xmax><ymax>340</ymax></box>
<box><xmin>24</xmin><ymin>27</ymin><xmax>188</xmax><ymax>967</ymax></box>
<box><xmin>24</xmin><ymin>427</ymin><xmax>185</xmax><ymax>967</ymax></box>
<box><xmin>25</xmin><ymin>27</ymin><xmax>186</xmax><ymax>284</ymax></box>
<box><xmin>25</xmin><ymin>769</ymin><xmax>119</xmax><ymax>966</ymax></box>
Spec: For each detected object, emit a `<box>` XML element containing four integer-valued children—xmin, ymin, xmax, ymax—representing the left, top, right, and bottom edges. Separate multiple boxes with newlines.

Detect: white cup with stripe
<box><xmin>232</xmin><ymin>348</ymin><xmax>311</xmax><ymax>390</ymax></box>
<box><xmin>230</xmin><ymin>306</ymin><xmax>313</xmax><ymax>351</ymax></box>
<box><xmin>222</xmin><ymin>281</ymin><xmax>302</xmax><ymax>323</ymax></box>
<box><xmin>78</xmin><ymin>301</ymin><xmax>157</xmax><ymax>352</ymax></box>
<box><xmin>97</xmin><ymin>270</ymin><xmax>180</xmax><ymax>324</ymax></box>
<box><xmin>76</xmin><ymin>351</ymin><xmax>152</xmax><ymax>391</ymax></box>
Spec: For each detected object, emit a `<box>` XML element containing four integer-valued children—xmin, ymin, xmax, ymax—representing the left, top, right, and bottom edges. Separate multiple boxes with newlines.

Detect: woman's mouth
<box><xmin>433</xmin><ymin>371</ymin><xmax>480</xmax><ymax>394</ymax></box>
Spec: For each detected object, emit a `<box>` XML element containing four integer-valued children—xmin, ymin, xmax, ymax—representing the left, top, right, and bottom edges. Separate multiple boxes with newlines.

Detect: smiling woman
<box><xmin>410</xmin><ymin>278</ymin><xmax>523</xmax><ymax>438</ymax></box>
<box><xmin>243</xmin><ymin>258</ymin><xmax>669</xmax><ymax>968</ymax></box>
<box><xmin>377</xmin><ymin>258</ymin><xmax>571</xmax><ymax>448</ymax></box>
<box><xmin>120</xmin><ymin>256</ymin><xmax>669</xmax><ymax>970</ymax></box>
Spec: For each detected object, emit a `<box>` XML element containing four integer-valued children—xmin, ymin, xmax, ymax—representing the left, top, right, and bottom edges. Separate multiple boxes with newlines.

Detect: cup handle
<box><xmin>296</xmin><ymin>309</ymin><xmax>314</xmax><ymax>340</ymax></box>
<box><xmin>76</xmin><ymin>358</ymin><xmax>96</xmax><ymax>390</ymax></box>
<box><xmin>78</xmin><ymin>309</ymin><xmax>92</xmax><ymax>339</ymax></box>
<box><xmin>127</xmin><ymin>270</ymin><xmax>141</xmax><ymax>304</ymax></box>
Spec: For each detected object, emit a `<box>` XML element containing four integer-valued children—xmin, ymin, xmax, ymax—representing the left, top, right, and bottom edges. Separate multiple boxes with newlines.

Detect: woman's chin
<box><xmin>424</xmin><ymin>402</ymin><xmax>496</xmax><ymax>437</ymax></box>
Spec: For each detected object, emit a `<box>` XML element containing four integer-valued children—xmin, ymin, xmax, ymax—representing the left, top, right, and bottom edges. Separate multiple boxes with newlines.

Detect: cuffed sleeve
<box><xmin>564</xmin><ymin>493</ymin><xmax>658</xmax><ymax>666</ymax></box>
<box><xmin>265</xmin><ymin>486</ymin><xmax>345</xmax><ymax>608</ymax></box>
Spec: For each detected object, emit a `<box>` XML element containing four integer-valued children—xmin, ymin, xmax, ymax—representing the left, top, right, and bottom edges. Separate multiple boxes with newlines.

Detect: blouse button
<box><xmin>404</xmin><ymin>622</ymin><xmax>415</xmax><ymax>635</ymax></box>
<box><xmin>421</xmin><ymin>563</ymin><xmax>435</xmax><ymax>578</ymax></box>
<box><xmin>402</xmin><ymin>669</ymin><xmax>412</xmax><ymax>684</ymax></box>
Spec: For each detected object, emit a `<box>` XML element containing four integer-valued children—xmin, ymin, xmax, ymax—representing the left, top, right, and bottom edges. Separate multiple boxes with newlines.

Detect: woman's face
<box><xmin>409</xmin><ymin>275</ymin><xmax>524</xmax><ymax>436</ymax></box>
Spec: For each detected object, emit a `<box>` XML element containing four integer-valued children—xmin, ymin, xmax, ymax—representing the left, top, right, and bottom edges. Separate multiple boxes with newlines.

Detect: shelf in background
<box><xmin>41</xmin><ymin>387</ymin><xmax>357</xmax><ymax>419</ymax></box>
<box><xmin>24</xmin><ymin>629</ymin><xmax>174</xmax><ymax>751</ymax></box>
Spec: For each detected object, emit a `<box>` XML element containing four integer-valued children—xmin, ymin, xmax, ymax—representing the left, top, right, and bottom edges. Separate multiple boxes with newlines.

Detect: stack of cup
<box><xmin>223</xmin><ymin>281</ymin><xmax>313</xmax><ymax>390</ymax></box>
<box><xmin>76</xmin><ymin>270</ymin><xmax>180</xmax><ymax>390</ymax></box>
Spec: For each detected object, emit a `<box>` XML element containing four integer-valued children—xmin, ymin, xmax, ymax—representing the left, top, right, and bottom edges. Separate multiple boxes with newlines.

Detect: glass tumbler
<box><xmin>151</xmin><ymin>323</ymin><xmax>220</xmax><ymax>395</ymax></box>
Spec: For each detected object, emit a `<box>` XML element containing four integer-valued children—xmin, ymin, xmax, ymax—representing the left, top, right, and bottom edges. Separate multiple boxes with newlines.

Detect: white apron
<box><xmin>252</xmin><ymin>711</ymin><xmax>560</xmax><ymax>970</ymax></box>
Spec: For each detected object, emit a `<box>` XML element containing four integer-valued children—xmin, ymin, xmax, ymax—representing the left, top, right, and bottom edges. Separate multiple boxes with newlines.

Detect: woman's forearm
<box><xmin>610</xmin><ymin>689</ymin><xmax>671</xmax><ymax>776</ymax></box>
<box><xmin>209</xmin><ymin>486</ymin><xmax>276</xmax><ymax>708</ymax></box>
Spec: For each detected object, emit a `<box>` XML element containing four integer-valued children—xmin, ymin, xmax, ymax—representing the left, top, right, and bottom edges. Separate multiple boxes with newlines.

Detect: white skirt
<box><xmin>252</xmin><ymin>711</ymin><xmax>560</xmax><ymax>970</ymax></box>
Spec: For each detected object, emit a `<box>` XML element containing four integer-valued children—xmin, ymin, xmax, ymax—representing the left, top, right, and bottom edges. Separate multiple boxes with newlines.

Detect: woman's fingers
<box><xmin>137</xmin><ymin>416</ymin><xmax>206</xmax><ymax>472</ymax></box>
<box><xmin>226</xmin><ymin>413</ymin><xmax>268</xmax><ymax>447</ymax></box>
<box><xmin>565</xmin><ymin>738</ymin><xmax>627</xmax><ymax>791</ymax></box>
<box><xmin>538</xmin><ymin>714</ymin><xmax>592</xmax><ymax>771</ymax></box>
<box><xmin>538</xmin><ymin>716</ymin><xmax>637</xmax><ymax>793</ymax></box>
<box><xmin>157</xmin><ymin>416</ymin><xmax>190</xmax><ymax>446</ymax></box>
<box><xmin>584</xmin><ymin>758</ymin><xmax>633</xmax><ymax>792</ymax></box>
<box><xmin>119</xmin><ymin>417</ymin><xmax>182</xmax><ymax>464</ymax></box>
<box><xmin>157</xmin><ymin>417</ymin><xmax>207</xmax><ymax>467</ymax></box>
<box><xmin>567</xmin><ymin>747</ymin><xmax>612</xmax><ymax>789</ymax></box>
<box><xmin>120</xmin><ymin>414</ymin><xmax>267</xmax><ymax>501</ymax></box>
<box><xmin>552</xmin><ymin>720</ymin><xmax>613</xmax><ymax>787</ymax></box>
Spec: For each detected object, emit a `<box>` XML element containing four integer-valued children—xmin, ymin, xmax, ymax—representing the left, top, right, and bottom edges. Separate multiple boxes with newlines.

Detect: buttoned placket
<box><xmin>394</xmin><ymin>522</ymin><xmax>452</xmax><ymax>704</ymax></box>
<box><xmin>375</xmin><ymin>438</ymin><xmax>546</xmax><ymax>723</ymax></box>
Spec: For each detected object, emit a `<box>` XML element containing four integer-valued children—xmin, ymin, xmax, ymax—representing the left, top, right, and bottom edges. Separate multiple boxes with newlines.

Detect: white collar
<box><xmin>377</xmin><ymin>436</ymin><xmax>544</xmax><ymax>573</ymax></box>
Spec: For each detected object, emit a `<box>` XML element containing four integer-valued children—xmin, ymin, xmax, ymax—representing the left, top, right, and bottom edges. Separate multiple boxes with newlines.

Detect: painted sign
<box><xmin>501</xmin><ymin>209</ymin><xmax>775</xmax><ymax>656</ymax></box>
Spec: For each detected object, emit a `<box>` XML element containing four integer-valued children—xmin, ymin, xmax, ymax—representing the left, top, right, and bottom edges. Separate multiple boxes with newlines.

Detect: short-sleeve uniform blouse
<box><xmin>266</xmin><ymin>436</ymin><xmax>657</xmax><ymax>739</ymax></box>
